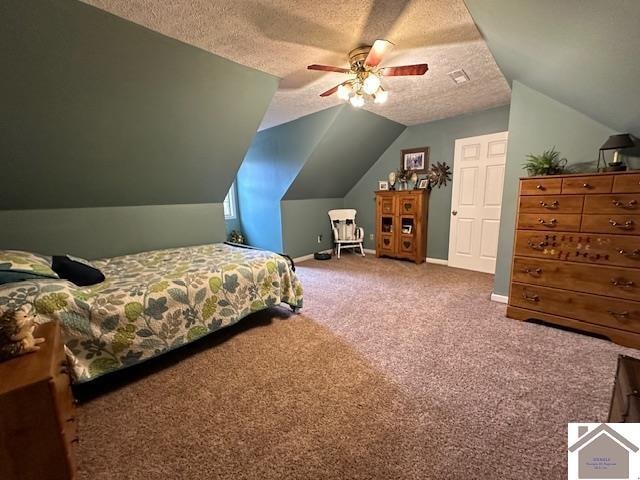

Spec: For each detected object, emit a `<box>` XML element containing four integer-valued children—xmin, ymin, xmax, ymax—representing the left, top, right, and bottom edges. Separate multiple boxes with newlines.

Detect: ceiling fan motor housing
<box><xmin>348</xmin><ymin>46</ymin><xmax>373</xmax><ymax>72</ymax></box>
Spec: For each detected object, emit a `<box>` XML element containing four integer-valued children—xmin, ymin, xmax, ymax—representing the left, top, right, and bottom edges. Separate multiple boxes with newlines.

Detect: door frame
<box><xmin>447</xmin><ymin>131</ymin><xmax>508</xmax><ymax>273</ymax></box>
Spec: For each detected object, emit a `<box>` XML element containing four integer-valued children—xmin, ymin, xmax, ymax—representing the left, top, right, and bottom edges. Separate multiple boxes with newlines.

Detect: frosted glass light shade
<box><xmin>374</xmin><ymin>90</ymin><xmax>388</xmax><ymax>104</ymax></box>
<box><xmin>337</xmin><ymin>84</ymin><xmax>351</xmax><ymax>101</ymax></box>
<box><xmin>363</xmin><ymin>74</ymin><xmax>381</xmax><ymax>95</ymax></box>
<box><xmin>350</xmin><ymin>94</ymin><xmax>365</xmax><ymax>107</ymax></box>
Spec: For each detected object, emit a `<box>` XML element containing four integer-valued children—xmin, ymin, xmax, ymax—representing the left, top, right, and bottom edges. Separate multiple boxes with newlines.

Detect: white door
<box><xmin>448</xmin><ymin>131</ymin><xmax>508</xmax><ymax>274</ymax></box>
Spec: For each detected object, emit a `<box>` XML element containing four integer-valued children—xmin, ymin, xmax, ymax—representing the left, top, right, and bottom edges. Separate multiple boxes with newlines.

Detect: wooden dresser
<box><xmin>507</xmin><ymin>171</ymin><xmax>640</xmax><ymax>349</ymax></box>
<box><xmin>0</xmin><ymin>322</ymin><xmax>77</xmax><ymax>480</ymax></box>
<box><xmin>375</xmin><ymin>189</ymin><xmax>428</xmax><ymax>264</ymax></box>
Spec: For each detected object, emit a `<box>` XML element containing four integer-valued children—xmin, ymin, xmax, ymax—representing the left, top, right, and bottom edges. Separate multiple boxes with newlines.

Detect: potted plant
<box><xmin>523</xmin><ymin>147</ymin><xmax>567</xmax><ymax>176</ymax></box>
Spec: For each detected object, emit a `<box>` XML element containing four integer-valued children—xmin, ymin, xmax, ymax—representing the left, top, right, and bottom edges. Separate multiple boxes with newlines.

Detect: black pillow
<box><xmin>52</xmin><ymin>255</ymin><xmax>105</xmax><ymax>286</ymax></box>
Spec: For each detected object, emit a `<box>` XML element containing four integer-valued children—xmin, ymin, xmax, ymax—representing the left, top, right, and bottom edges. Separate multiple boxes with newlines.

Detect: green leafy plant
<box><xmin>523</xmin><ymin>147</ymin><xmax>567</xmax><ymax>176</ymax></box>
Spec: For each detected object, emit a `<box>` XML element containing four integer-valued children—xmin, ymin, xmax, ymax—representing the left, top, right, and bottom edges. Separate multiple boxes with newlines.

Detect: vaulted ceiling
<box><xmin>465</xmin><ymin>0</ymin><xmax>640</xmax><ymax>136</ymax></box>
<box><xmin>81</xmin><ymin>0</ymin><xmax>511</xmax><ymax>130</ymax></box>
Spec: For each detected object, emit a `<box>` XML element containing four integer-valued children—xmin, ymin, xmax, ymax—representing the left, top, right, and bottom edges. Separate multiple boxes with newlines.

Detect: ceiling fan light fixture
<box><xmin>362</xmin><ymin>73</ymin><xmax>381</xmax><ymax>95</ymax></box>
<box><xmin>350</xmin><ymin>94</ymin><xmax>365</xmax><ymax>108</ymax></box>
<box><xmin>337</xmin><ymin>84</ymin><xmax>351</xmax><ymax>101</ymax></box>
<box><xmin>374</xmin><ymin>89</ymin><xmax>388</xmax><ymax>104</ymax></box>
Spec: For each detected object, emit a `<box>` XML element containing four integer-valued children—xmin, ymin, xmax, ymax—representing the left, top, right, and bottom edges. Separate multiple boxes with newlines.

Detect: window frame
<box><xmin>223</xmin><ymin>182</ymin><xmax>237</xmax><ymax>220</ymax></box>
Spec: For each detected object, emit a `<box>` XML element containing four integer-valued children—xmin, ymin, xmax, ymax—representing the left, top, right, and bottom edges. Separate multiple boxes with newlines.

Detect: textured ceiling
<box><xmin>465</xmin><ymin>0</ymin><xmax>640</xmax><ymax>136</ymax></box>
<box><xmin>81</xmin><ymin>0</ymin><xmax>511</xmax><ymax>130</ymax></box>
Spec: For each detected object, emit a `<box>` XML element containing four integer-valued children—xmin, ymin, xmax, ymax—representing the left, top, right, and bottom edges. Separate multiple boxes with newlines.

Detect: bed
<box><xmin>0</xmin><ymin>243</ymin><xmax>303</xmax><ymax>382</ymax></box>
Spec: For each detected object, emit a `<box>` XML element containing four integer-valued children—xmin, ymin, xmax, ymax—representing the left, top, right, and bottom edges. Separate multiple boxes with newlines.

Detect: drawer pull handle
<box><xmin>582</xmin><ymin>183</ymin><xmax>592</xmax><ymax>189</ymax></box>
<box><xmin>522</xmin><ymin>292</ymin><xmax>540</xmax><ymax>303</ymax></box>
<box><xmin>610</xmin><ymin>278</ymin><xmax>635</xmax><ymax>288</ymax></box>
<box><xmin>70</xmin><ymin>436</ymin><xmax>80</xmax><ymax>445</ymax></box>
<box><xmin>612</xmin><ymin>199</ymin><xmax>638</xmax><ymax>209</ymax></box>
<box><xmin>527</xmin><ymin>240</ymin><xmax>548</xmax><ymax>251</ymax></box>
<box><xmin>538</xmin><ymin>218</ymin><xmax>558</xmax><ymax>226</ymax></box>
<box><xmin>609</xmin><ymin>219</ymin><xmax>634</xmax><ymax>230</ymax></box>
<box><xmin>619</xmin><ymin>249</ymin><xmax>640</xmax><ymax>258</ymax></box>
<box><xmin>539</xmin><ymin>200</ymin><xmax>559</xmax><ymax>209</ymax></box>
<box><xmin>536</xmin><ymin>184</ymin><xmax>545</xmax><ymax>190</ymax></box>
<box><xmin>524</xmin><ymin>267</ymin><xmax>543</xmax><ymax>276</ymax></box>
<box><xmin>608</xmin><ymin>310</ymin><xmax>630</xmax><ymax>319</ymax></box>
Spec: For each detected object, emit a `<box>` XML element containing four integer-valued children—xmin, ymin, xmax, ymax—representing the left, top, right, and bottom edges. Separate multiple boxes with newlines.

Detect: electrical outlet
<box><xmin>317</xmin><ymin>234</ymin><xmax>322</xmax><ymax>243</ymax></box>
<box><xmin>369</xmin><ymin>233</ymin><xmax>374</xmax><ymax>240</ymax></box>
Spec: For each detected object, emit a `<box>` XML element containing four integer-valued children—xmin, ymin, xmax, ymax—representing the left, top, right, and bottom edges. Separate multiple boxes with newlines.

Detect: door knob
<box><xmin>452</xmin><ymin>210</ymin><xmax>458</xmax><ymax>216</ymax></box>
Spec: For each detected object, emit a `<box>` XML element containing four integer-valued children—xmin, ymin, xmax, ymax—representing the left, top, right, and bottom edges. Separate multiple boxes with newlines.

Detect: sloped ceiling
<box><xmin>464</xmin><ymin>0</ymin><xmax>640</xmax><ymax>136</ymax></box>
<box><xmin>81</xmin><ymin>0</ymin><xmax>511</xmax><ymax>130</ymax></box>
<box><xmin>1</xmin><ymin>0</ymin><xmax>277</xmax><ymax>209</ymax></box>
<box><xmin>284</xmin><ymin>107</ymin><xmax>405</xmax><ymax>199</ymax></box>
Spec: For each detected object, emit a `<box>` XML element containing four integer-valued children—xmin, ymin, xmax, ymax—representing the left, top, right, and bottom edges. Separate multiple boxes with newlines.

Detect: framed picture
<box><xmin>417</xmin><ymin>178</ymin><xmax>429</xmax><ymax>189</ymax></box>
<box><xmin>402</xmin><ymin>147</ymin><xmax>429</xmax><ymax>173</ymax></box>
<box><xmin>378</xmin><ymin>180</ymin><xmax>389</xmax><ymax>191</ymax></box>
<box><xmin>402</xmin><ymin>225</ymin><xmax>412</xmax><ymax>234</ymax></box>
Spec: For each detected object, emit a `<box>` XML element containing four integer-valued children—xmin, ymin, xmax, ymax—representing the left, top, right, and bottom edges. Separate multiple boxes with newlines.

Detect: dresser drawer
<box><xmin>520</xmin><ymin>178</ymin><xmax>562</xmax><ymax>195</ymax></box>
<box><xmin>510</xmin><ymin>282</ymin><xmax>640</xmax><ymax>333</ymax></box>
<box><xmin>613</xmin><ymin>174</ymin><xmax>640</xmax><ymax>193</ymax></box>
<box><xmin>513</xmin><ymin>231</ymin><xmax>640</xmax><ymax>268</ymax></box>
<box><xmin>584</xmin><ymin>194</ymin><xmax>640</xmax><ymax>214</ymax></box>
<box><xmin>517</xmin><ymin>213</ymin><xmax>580</xmax><ymax>231</ymax></box>
<box><xmin>519</xmin><ymin>195</ymin><xmax>583</xmax><ymax>214</ymax></box>
<box><xmin>512</xmin><ymin>256</ymin><xmax>640</xmax><ymax>301</ymax></box>
<box><xmin>562</xmin><ymin>175</ymin><xmax>612</xmax><ymax>194</ymax></box>
<box><xmin>581</xmin><ymin>214</ymin><xmax>640</xmax><ymax>235</ymax></box>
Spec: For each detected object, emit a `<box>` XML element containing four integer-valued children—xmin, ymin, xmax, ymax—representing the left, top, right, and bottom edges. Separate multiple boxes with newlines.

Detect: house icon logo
<box><xmin>568</xmin><ymin>423</ymin><xmax>639</xmax><ymax>479</ymax></box>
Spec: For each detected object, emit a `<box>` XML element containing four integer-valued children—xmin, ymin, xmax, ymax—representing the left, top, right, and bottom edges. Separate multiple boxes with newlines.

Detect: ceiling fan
<box><xmin>307</xmin><ymin>39</ymin><xmax>428</xmax><ymax>107</ymax></box>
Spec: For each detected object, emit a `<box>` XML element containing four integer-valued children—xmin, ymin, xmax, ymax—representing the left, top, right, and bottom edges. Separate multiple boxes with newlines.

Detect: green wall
<box><xmin>0</xmin><ymin>204</ymin><xmax>226</xmax><ymax>260</ymax></box>
<box><xmin>1</xmin><ymin>0</ymin><xmax>277</xmax><ymax>257</ymax></box>
<box><xmin>493</xmin><ymin>82</ymin><xmax>616</xmax><ymax>295</ymax></box>
<box><xmin>237</xmin><ymin>105</ymin><xmax>404</xmax><ymax>256</ymax></box>
<box><xmin>464</xmin><ymin>0</ymin><xmax>640</xmax><ymax>137</ymax></box>
<box><xmin>237</xmin><ymin>108</ymin><xmax>340</xmax><ymax>252</ymax></box>
<box><xmin>284</xmin><ymin>108</ymin><xmax>405</xmax><ymax>199</ymax></box>
<box><xmin>281</xmin><ymin>198</ymin><xmax>345</xmax><ymax>258</ymax></box>
<box><xmin>344</xmin><ymin>105</ymin><xmax>511</xmax><ymax>259</ymax></box>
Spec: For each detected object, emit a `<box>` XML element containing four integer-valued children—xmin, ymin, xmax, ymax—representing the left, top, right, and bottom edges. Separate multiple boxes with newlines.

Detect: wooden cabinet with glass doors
<box><xmin>375</xmin><ymin>189</ymin><xmax>428</xmax><ymax>264</ymax></box>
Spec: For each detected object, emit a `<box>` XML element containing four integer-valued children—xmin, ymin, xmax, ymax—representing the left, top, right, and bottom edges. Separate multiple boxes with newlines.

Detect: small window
<box><xmin>223</xmin><ymin>182</ymin><xmax>237</xmax><ymax>220</ymax></box>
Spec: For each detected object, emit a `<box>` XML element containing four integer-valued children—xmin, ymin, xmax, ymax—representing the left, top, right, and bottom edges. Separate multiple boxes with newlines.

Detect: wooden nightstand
<box><xmin>0</xmin><ymin>322</ymin><xmax>77</xmax><ymax>480</ymax></box>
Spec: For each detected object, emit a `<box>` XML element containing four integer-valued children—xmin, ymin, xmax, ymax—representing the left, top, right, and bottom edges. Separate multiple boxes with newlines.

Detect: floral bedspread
<box><xmin>0</xmin><ymin>244</ymin><xmax>303</xmax><ymax>382</ymax></box>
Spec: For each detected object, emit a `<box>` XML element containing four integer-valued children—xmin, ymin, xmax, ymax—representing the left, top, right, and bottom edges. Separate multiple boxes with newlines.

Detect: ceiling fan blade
<box><xmin>380</xmin><ymin>64</ymin><xmax>429</xmax><ymax>76</ymax></box>
<box><xmin>319</xmin><ymin>83</ymin><xmax>346</xmax><ymax>97</ymax></box>
<box><xmin>364</xmin><ymin>39</ymin><xmax>394</xmax><ymax>68</ymax></box>
<box><xmin>308</xmin><ymin>64</ymin><xmax>351</xmax><ymax>74</ymax></box>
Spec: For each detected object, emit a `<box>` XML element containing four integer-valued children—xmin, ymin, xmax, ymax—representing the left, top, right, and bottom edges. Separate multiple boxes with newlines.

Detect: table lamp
<box><xmin>598</xmin><ymin>134</ymin><xmax>634</xmax><ymax>171</ymax></box>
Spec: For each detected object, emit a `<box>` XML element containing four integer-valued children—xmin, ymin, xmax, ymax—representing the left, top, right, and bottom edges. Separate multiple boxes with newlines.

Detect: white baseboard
<box><xmin>426</xmin><ymin>257</ymin><xmax>448</xmax><ymax>266</ymax></box>
<box><xmin>490</xmin><ymin>293</ymin><xmax>508</xmax><ymax>304</ymax></box>
<box><xmin>293</xmin><ymin>249</ymin><xmax>333</xmax><ymax>263</ymax></box>
<box><xmin>364</xmin><ymin>248</ymin><xmax>376</xmax><ymax>254</ymax></box>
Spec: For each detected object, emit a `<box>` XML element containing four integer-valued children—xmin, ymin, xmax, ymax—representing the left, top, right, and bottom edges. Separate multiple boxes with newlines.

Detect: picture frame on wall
<box><xmin>378</xmin><ymin>180</ymin><xmax>389</xmax><ymax>191</ymax></box>
<box><xmin>401</xmin><ymin>147</ymin><xmax>429</xmax><ymax>173</ymax></box>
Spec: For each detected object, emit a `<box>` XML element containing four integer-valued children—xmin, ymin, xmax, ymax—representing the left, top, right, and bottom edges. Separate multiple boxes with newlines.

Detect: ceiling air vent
<box><xmin>448</xmin><ymin>69</ymin><xmax>470</xmax><ymax>84</ymax></box>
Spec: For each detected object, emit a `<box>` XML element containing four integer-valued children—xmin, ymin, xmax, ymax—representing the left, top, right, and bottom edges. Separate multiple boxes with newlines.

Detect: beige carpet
<box><xmin>76</xmin><ymin>254</ymin><xmax>636</xmax><ymax>479</ymax></box>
